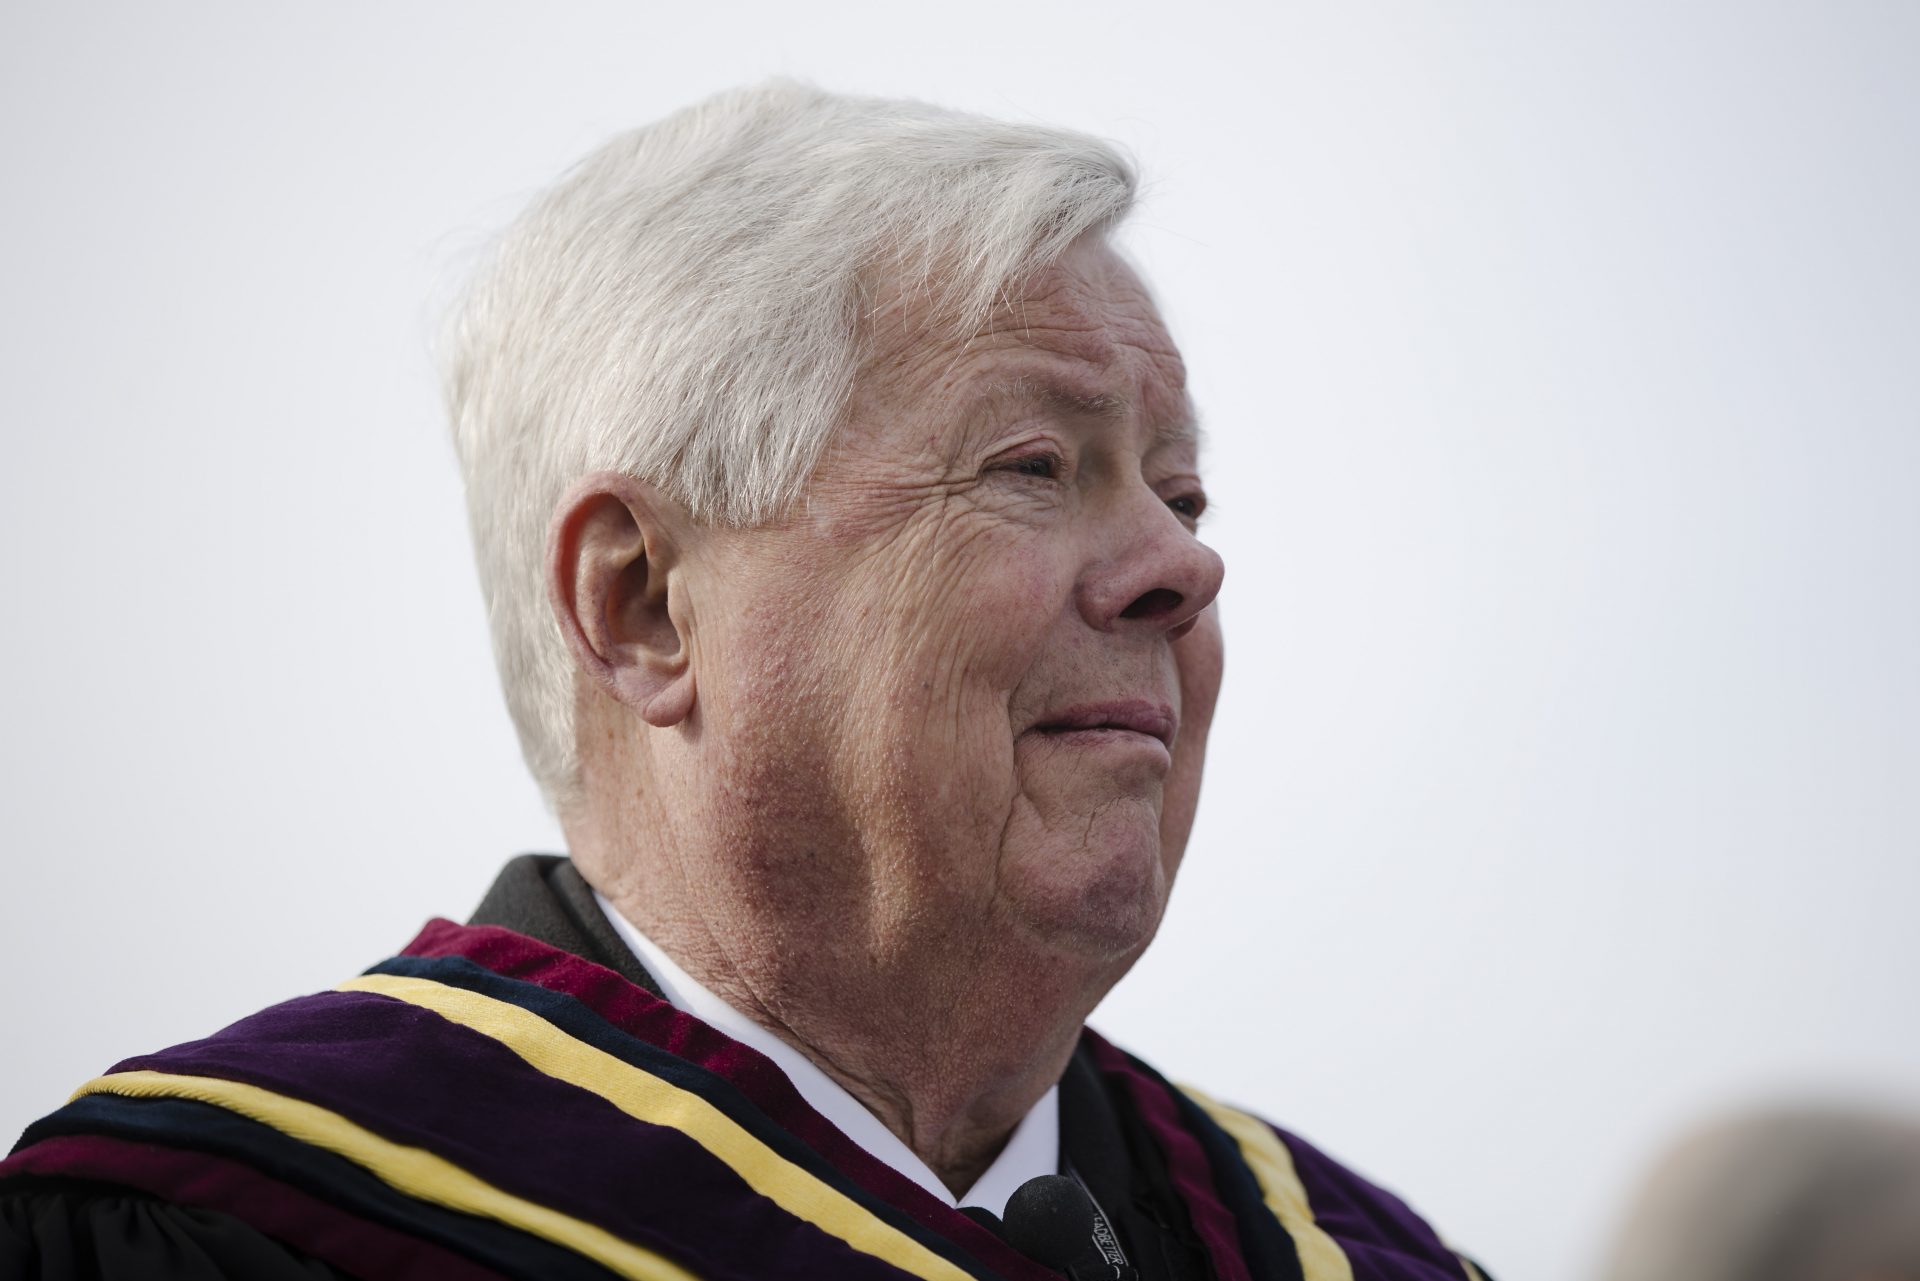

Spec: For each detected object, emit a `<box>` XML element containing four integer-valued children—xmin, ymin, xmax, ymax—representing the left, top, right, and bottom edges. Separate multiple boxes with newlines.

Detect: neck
<box><xmin>708</xmin><ymin>941</ymin><xmax>1090</xmax><ymax>1195</ymax></box>
<box><xmin>564</xmin><ymin>746</ymin><xmax>1137</xmax><ymax>1195</ymax></box>
<box><xmin>586</xmin><ymin>859</ymin><xmax>1110</xmax><ymax>1195</ymax></box>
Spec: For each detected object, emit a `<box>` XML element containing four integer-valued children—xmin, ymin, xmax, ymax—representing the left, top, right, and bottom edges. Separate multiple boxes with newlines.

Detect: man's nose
<box><xmin>1077</xmin><ymin>488</ymin><xmax>1225</xmax><ymax>641</ymax></box>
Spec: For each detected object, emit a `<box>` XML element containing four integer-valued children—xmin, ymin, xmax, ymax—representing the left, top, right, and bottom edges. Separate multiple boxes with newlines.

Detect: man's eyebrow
<box><xmin>995</xmin><ymin>377</ymin><xmax>1203</xmax><ymax>451</ymax></box>
<box><xmin>1033</xmin><ymin>382</ymin><xmax>1130</xmax><ymax>421</ymax></box>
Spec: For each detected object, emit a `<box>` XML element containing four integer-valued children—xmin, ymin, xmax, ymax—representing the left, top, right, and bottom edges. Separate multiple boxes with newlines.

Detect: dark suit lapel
<box><xmin>466</xmin><ymin>853</ymin><xmax>665</xmax><ymax>998</ymax></box>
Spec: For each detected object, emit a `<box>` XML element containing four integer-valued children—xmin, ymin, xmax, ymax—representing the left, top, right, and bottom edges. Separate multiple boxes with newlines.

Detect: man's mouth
<box><xmin>1029</xmin><ymin>700</ymin><xmax>1178</xmax><ymax>747</ymax></box>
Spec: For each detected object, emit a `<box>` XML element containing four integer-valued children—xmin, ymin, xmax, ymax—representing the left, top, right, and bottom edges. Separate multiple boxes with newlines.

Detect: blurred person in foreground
<box><xmin>1605</xmin><ymin>1105</ymin><xmax>1920</xmax><ymax>1281</ymax></box>
<box><xmin>1</xmin><ymin>83</ymin><xmax>1491</xmax><ymax>1280</ymax></box>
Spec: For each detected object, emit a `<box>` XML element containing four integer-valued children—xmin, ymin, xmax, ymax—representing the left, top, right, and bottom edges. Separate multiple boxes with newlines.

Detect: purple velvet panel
<box><xmin>110</xmin><ymin>988</ymin><xmax>926</xmax><ymax>1281</ymax></box>
<box><xmin>1276</xmin><ymin>1125</ymin><xmax>1472</xmax><ymax>1280</ymax></box>
<box><xmin>3</xmin><ymin>1133</ymin><xmax>508</xmax><ymax>1281</ymax></box>
<box><xmin>402</xmin><ymin>917</ymin><xmax>1056</xmax><ymax>1281</ymax></box>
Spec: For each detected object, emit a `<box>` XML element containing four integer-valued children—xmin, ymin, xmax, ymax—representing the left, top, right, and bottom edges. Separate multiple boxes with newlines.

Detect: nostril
<box><xmin>1120</xmin><ymin>588</ymin><xmax>1184</xmax><ymax>621</ymax></box>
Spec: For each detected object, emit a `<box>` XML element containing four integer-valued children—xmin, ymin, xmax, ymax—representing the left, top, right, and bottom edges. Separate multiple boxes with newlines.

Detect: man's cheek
<box><xmin>1173</xmin><ymin>604</ymin><xmax>1225</xmax><ymax>724</ymax></box>
<box><xmin>895</xmin><ymin>589</ymin><xmax>1058</xmax><ymax>713</ymax></box>
<box><xmin>947</xmin><ymin>547</ymin><xmax>1066</xmax><ymax>683</ymax></box>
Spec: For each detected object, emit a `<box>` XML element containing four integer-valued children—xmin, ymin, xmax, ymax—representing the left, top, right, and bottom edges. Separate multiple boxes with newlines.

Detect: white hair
<box><xmin>443</xmin><ymin>81</ymin><xmax>1138</xmax><ymax>810</ymax></box>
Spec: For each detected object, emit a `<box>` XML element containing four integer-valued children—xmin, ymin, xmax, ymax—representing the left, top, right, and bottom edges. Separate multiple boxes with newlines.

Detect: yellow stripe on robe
<box><xmin>71</xmin><ymin>1069</ymin><xmax>702</xmax><ymax>1281</ymax></box>
<box><xmin>1180</xmin><ymin>1085</ymin><xmax>1355</xmax><ymax>1281</ymax></box>
<box><xmin>340</xmin><ymin>972</ymin><xmax>979</xmax><ymax>1281</ymax></box>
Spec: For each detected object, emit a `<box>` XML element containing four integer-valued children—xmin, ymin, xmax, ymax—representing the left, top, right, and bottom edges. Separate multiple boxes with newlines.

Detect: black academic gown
<box><xmin>2</xmin><ymin>856</ymin><xmax>1216</xmax><ymax>1280</ymax></box>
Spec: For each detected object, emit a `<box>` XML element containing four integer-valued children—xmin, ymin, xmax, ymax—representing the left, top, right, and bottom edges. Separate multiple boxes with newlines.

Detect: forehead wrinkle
<box><xmin>1155</xmin><ymin>413</ymin><xmax>1205</xmax><ymax>465</ymax></box>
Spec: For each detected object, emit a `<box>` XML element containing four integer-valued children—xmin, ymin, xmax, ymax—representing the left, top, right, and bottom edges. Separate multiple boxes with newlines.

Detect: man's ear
<box><xmin>547</xmin><ymin>471</ymin><xmax>696</xmax><ymax>728</ymax></box>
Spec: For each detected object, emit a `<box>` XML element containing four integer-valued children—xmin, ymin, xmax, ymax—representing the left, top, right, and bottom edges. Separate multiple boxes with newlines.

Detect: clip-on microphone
<box><xmin>986</xmin><ymin>1174</ymin><xmax>1138</xmax><ymax>1280</ymax></box>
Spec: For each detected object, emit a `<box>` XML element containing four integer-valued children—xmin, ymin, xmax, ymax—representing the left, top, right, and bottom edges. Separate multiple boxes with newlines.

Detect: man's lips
<box><xmin>1027</xmin><ymin>700</ymin><xmax>1178</xmax><ymax>747</ymax></box>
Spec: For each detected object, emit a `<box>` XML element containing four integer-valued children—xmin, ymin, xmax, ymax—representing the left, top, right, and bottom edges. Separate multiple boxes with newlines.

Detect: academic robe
<box><xmin>1</xmin><ymin>855</ymin><xmax>1492</xmax><ymax>1281</ymax></box>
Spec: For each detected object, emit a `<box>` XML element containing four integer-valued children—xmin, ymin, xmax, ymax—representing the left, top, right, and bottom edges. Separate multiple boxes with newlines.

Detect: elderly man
<box><xmin>2</xmin><ymin>84</ymin><xmax>1486</xmax><ymax>1280</ymax></box>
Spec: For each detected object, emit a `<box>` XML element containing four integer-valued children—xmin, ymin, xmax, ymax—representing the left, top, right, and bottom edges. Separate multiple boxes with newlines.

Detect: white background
<box><xmin>3</xmin><ymin>3</ymin><xmax>1915</xmax><ymax>1278</ymax></box>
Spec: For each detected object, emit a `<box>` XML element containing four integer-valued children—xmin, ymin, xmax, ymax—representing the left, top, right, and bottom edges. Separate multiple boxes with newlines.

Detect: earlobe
<box><xmin>637</xmin><ymin>670</ymin><xmax>696</xmax><ymax>729</ymax></box>
<box><xmin>547</xmin><ymin>472</ymin><xmax>697</xmax><ymax>728</ymax></box>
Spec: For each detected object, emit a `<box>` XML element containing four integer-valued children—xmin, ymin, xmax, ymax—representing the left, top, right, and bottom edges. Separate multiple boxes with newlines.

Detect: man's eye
<box><xmin>1167</xmin><ymin>493</ymin><xmax>1206</xmax><ymax>523</ymax></box>
<box><xmin>1001</xmin><ymin>453</ymin><xmax>1061</xmax><ymax>480</ymax></box>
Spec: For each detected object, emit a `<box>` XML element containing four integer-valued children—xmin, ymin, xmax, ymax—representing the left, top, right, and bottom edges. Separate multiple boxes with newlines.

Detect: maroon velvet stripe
<box><xmin>112</xmin><ymin>989</ymin><xmax>926</xmax><ymax>1281</ymax></box>
<box><xmin>400</xmin><ymin>918</ymin><xmax>1055</xmax><ymax>1281</ymax></box>
<box><xmin>6</xmin><ymin>1134</ymin><xmax>508</xmax><ymax>1281</ymax></box>
<box><xmin>1083</xmin><ymin>1031</ymin><xmax>1253</xmax><ymax>1281</ymax></box>
<box><xmin>1274</xmin><ymin>1127</ymin><xmax>1472</xmax><ymax>1279</ymax></box>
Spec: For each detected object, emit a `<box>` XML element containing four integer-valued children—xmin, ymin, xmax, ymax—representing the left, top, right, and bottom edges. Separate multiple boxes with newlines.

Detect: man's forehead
<box><xmin>854</xmin><ymin>241</ymin><xmax>1200</xmax><ymax>455</ymax></box>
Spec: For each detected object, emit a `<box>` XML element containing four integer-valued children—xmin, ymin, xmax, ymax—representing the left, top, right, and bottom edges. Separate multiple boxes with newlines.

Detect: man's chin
<box><xmin>1007</xmin><ymin>827</ymin><xmax>1171</xmax><ymax>964</ymax></box>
